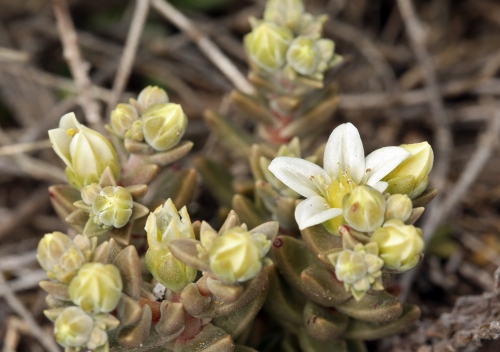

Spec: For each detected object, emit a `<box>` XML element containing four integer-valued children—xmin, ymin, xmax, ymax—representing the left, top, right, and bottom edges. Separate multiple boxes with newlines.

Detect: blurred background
<box><xmin>1</xmin><ymin>0</ymin><xmax>500</xmax><ymax>350</ymax></box>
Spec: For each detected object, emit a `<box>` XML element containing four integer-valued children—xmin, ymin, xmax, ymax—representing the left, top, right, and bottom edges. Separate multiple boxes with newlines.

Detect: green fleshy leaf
<box><xmin>303</xmin><ymin>300</ymin><xmax>349</xmax><ymax>341</ymax></box>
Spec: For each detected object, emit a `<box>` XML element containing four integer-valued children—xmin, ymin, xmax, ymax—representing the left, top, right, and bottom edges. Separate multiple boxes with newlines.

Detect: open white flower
<box><xmin>268</xmin><ymin>123</ymin><xmax>411</xmax><ymax>234</ymax></box>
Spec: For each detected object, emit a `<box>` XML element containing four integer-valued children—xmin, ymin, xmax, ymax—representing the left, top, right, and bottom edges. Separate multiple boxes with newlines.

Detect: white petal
<box><xmin>48</xmin><ymin>128</ymin><xmax>73</xmax><ymax>168</ymax></box>
<box><xmin>59</xmin><ymin>112</ymin><xmax>81</xmax><ymax>130</ymax></box>
<box><xmin>372</xmin><ymin>181</ymin><xmax>388</xmax><ymax>193</ymax></box>
<box><xmin>324</xmin><ymin>123</ymin><xmax>365</xmax><ymax>183</ymax></box>
<box><xmin>268</xmin><ymin>157</ymin><xmax>331</xmax><ymax>198</ymax></box>
<box><xmin>295</xmin><ymin>196</ymin><xmax>343</xmax><ymax>230</ymax></box>
<box><xmin>363</xmin><ymin>146</ymin><xmax>411</xmax><ymax>186</ymax></box>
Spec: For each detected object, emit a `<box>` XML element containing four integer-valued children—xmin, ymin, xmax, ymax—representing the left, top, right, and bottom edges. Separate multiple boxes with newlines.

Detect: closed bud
<box><xmin>137</xmin><ymin>85</ymin><xmax>169</xmax><ymax>112</ymax></box>
<box><xmin>209</xmin><ymin>227</ymin><xmax>271</xmax><ymax>283</ymax></box>
<box><xmin>37</xmin><ymin>232</ymin><xmax>86</xmax><ymax>284</ymax></box>
<box><xmin>142</xmin><ymin>103</ymin><xmax>188</xmax><ymax>152</ymax></box>
<box><xmin>383</xmin><ymin>142</ymin><xmax>434</xmax><ymax>199</ymax></box>
<box><xmin>328</xmin><ymin>242</ymin><xmax>384</xmax><ymax>301</ymax></box>
<box><xmin>48</xmin><ymin>113</ymin><xmax>120</xmax><ymax>189</ymax></box>
<box><xmin>69</xmin><ymin>262</ymin><xmax>123</xmax><ymax>314</ymax></box>
<box><xmin>264</xmin><ymin>0</ymin><xmax>304</xmax><ymax>32</ymax></box>
<box><xmin>125</xmin><ymin>119</ymin><xmax>144</xmax><ymax>141</ymax></box>
<box><xmin>110</xmin><ymin>103</ymin><xmax>139</xmax><ymax>138</ymax></box>
<box><xmin>145</xmin><ymin>199</ymin><xmax>197</xmax><ymax>292</ymax></box>
<box><xmin>81</xmin><ymin>183</ymin><xmax>102</xmax><ymax>205</ymax></box>
<box><xmin>54</xmin><ymin>306</ymin><xmax>94</xmax><ymax>348</ymax></box>
<box><xmin>244</xmin><ymin>21</ymin><xmax>293</xmax><ymax>72</ymax></box>
<box><xmin>86</xmin><ymin>327</ymin><xmax>108</xmax><ymax>350</ymax></box>
<box><xmin>385</xmin><ymin>194</ymin><xmax>413</xmax><ymax>222</ymax></box>
<box><xmin>342</xmin><ymin>185</ymin><xmax>386</xmax><ymax>233</ymax></box>
<box><xmin>370</xmin><ymin>219</ymin><xmax>424</xmax><ymax>272</ymax></box>
<box><xmin>92</xmin><ymin>186</ymin><xmax>133</xmax><ymax>228</ymax></box>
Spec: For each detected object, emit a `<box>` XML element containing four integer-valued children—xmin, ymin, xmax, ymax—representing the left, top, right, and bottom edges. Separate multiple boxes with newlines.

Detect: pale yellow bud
<box><xmin>92</xmin><ymin>186</ymin><xmax>133</xmax><ymax>228</ymax></box>
<box><xmin>370</xmin><ymin>219</ymin><xmax>424</xmax><ymax>272</ymax></box>
<box><xmin>69</xmin><ymin>262</ymin><xmax>123</xmax><ymax>314</ymax></box>
<box><xmin>209</xmin><ymin>227</ymin><xmax>271</xmax><ymax>283</ymax></box>
<box><xmin>145</xmin><ymin>199</ymin><xmax>197</xmax><ymax>292</ymax></box>
<box><xmin>37</xmin><ymin>232</ymin><xmax>86</xmax><ymax>284</ymax></box>
<box><xmin>244</xmin><ymin>21</ymin><xmax>294</xmax><ymax>72</ymax></box>
<box><xmin>286</xmin><ymin>36</ymin><xmax>321</xmax><ymax>76</ymax></box>
<box><xmin>264</xmin><ymin>0</ymin><xmax>304</xmax><ymax>32</ymax></box>
<box><xmin>385</xmin><ymin>194</ymin><xmax>413</xmax><ymax>222</ymax></box>
<box><xmin>110</xmin><ymin>103</ymin><xmax>139</xmax><ymax>138</ymax></box>
<box><xmin>142</xmin><ymin>103</ymin><xmax>188</xmax><ymax>152</ymax></box>
<box><xmin>54</xmin><ymin>306</ymin><xmax>94</xmax><ymax>348</ymax></box>
<box><xmin>86</xmin><ymin>327</ymin><xmax>108</xmax><ymax>350</ymax></box>
<box><xmin>383</xmin><ymin>142</ymin><xmax>434</xmax><ymax>199</ymax></box>
<box><xmin>81</xmin><ymin>183</ymin><xmax>102</xmax><ymax>205</ymax></box>
<box><xmin>137</xmin><ymin>85</ymin><xmax>169</xmax><ymax>112</ymax></box>
<box><xmin>342</xmin><ymin>185</ymin><xmax>386</xmax><ymax>233</ymax></box>
<box><xmin>48</xmin><ymin>113</ymin><xmax>120</xmax><ymax>189</ymax></box>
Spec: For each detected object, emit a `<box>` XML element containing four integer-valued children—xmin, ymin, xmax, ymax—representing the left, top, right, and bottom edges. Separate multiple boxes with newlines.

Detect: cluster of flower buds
<box><xmin>107</xmin><ymin>86</ymin><xmax>188</xmax><ymax>153</ymax></box>
<box><xmin>37</xmin><ymin>231</ymin><xmax>124</xmax><ymax>351</ymax></box>
<box><xmin>269</xmin><ymin>122</ymin><xmax>433</xmax><ymax>299</ymax></box>
<box><xmin>245</xmin><ymin>0</ymin><xmax>341</xmax><ymax>89</ymax></box>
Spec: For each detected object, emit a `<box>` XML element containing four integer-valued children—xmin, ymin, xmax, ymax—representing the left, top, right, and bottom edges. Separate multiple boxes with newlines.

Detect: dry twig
<box><xmin>52</xmin><ymin>0</ymin><xmax>102</xmax><ymax>129</ymax></box>
<box><xmin>0</xmin><ymin>273</ymin><xmax>60</xmax><ymax>352</ymax></box>
<box><xmin>106</xmin><ymin>0</ymin><xmax>150</xmax><ymax>116</ymax></box>
<box><xmin>150</xmin><ymin>0</ymin><xmax>254</xmax><ymax>95</ymax></box>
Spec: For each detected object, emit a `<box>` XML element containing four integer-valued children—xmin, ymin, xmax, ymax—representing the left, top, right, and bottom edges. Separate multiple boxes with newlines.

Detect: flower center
<box><xmin>325</xmin><ymin>169</ymin><xmax>357</xmax><ymax>209</ymax></box>
<box><xmin>66</xmin><ymin>128</ymin><xmax>79</xmax><ymax>137</ymax></box>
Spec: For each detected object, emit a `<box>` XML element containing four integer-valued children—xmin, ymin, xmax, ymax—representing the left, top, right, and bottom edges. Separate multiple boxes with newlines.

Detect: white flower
<box><xmin>268</xmin><ymin>123</ymin><xmax>411</xmax><ymax>234</ymax></box>
<box><xmin>48</xmin><ymin>113</ymin><xmax>120</xmax><ymax>189</ymax></box>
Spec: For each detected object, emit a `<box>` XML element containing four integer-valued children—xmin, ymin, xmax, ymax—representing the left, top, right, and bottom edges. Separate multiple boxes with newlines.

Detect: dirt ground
<box><xmin>1</xmin><ymin>0</ymin><xmax>500</xmax><ymax>351</ymax></box>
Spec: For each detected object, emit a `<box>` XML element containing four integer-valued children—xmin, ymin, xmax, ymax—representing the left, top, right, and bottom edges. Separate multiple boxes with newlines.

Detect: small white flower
<box><xmin>268</xmin><ymin>123</ymin><xmax>411</xmax><ymax>234</ymax></box>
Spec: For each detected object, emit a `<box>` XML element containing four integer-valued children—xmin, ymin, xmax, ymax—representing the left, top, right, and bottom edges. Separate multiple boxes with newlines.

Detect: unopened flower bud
<box><xmin>110</xmin><ymin>103</ymin><xmax>139</xmax><ymax>138</ymax></box>
<box><xmin>383</xmin><ymin>142</ymin><xmax>434</xmax><ymax>199</ymax></box>
<box><xmin>86</xmin><ymin>327</ymin><xmax>108</xmax><ymax>350</ymax></box>
<box><xmin>328</xmin><ymin>242</ymin><xmax>384</xmax><ymax>301</ymax></box>
<box><xmin>37</xmin><ymin>232</ymin><xmax>86</xmax><ymax>284</ymax></box>
<box><xmin>81</xmin><ymin>183</ymin><xmax>102</xmax><ymax>205</ymax></box>
<box><xmin>209</xmin><ymin>227</ymin><xmax>271</xmax><ymax>283</ymax></box>
<box><xmin>342</xmin><ymin>185</ymin><xmax>386</xmax><ymax>233</ymax></box>
<box><xmin>145</xmin><ymin>199</ymin><xmax>197</xmax><ymax>293</ymax></box>
<box><xmin>54</xmin><ymin>306</ymin><xmax>94</xmax><ymax>348</ymax></box>
<box><xmin>92</xmin><ymin>186</ymin><xmax>133</xmax><ymax>228</ymax></box>
<box><xmin>385</xmin><ymin>194</ymin><xmax>413</xmax><ymax>222</ymax></box>
<box><xmin>48</xmin><ymin>113</ymin><xmax>120</xmax><ymax>189</ymax></box>
<box><xmin>125</xmin><ymin>119</ymin><xmax>144</xmax><ymax>141</ymax></box>
<box><xmin>142</xmin><ymin>103</ymin><xmax>188</xmax><ymax>152</ymax></box>
<box><xmin>69</xmin><ymin>262</ymin><xmax>123</xmax><ymax>314</ymax></box>
<box><xmin>137</xmin><ymin>85</ymin><xmax>169</xmax><ymax>112</ymax></box>
<box><xmin>244</xmin><ymin>21</ymin><xmax>293</xmax><ymax>72</ymax></box>
<box><xmin>264</xmin><ymin>0</ymin><xmax>304</xmax><ymax>32</ymax></box>
<box><xmin>370</xmin><ymin>219</ymin><xmax>424</xmax><ymax>272</ymax></box>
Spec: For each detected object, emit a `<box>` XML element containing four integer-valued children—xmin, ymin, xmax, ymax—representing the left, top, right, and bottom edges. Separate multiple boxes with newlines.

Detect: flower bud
<box><xmin>244</xmin><ymin>21</ymin><xmax>294</xmax><ymax>72</ymax></box>
<box><xmin>342</xmin><ymin>185</ymin><xmax>386</xmax><ymax>233</ymax></box>
<box><xmin>125</xmin><ymin>119</ymin><xmax>144</xmax><ymax>141</ymax></box>
<box><xmin>264</xmin><ymin>0</ymin><xmax>304</xmax><ymax>32</ymax></box>
<box><xmin>385</xmin><ymin>194</ymin><xmax>413</xmax><ymax>222</ymax></box>
<box><xmin>81</xmin><ymin>183</ymin><xmax>102</xmax><ymax>205</ymax></box>
<box><xmin>37</xmin><ymin>232</ymin><xmax>86</xmax><ymax>284</ymax></box>
<box><xmin>69</xmin><ymin>262</ymin><xmax>123</xmax><ymax>314</ymax></box>
<box><xmin>92</xmin><ymin>186</ymin><xmax>133</xmax><ymax>228</ymax></box>
<box><xmin>86</xmin><ymin>327</ymin><xmax>108</xmax><ymax>350</ymax></box>
<box><xmin>110</xmin><ymin>103</ymin><xmax>139</xmax><ymax>138</ymax></box>
<box><xmin>54</xmin><ymin>307</ymin><xmax>94</xmax><ymax>348</ymax></box>
<box><xmin>370</xmin><ymin>219</ymin><xmax>424</xmax><ymax>272</ymax></box>
<box><xmin>328</xmin><ymin>242</ymin><xmax>384</xmax><ymax>301</ymax></box>
<box><xmin>142</xmin><ymin>103</ymin><xmax>188</xmax><ymax>152</ymax></box>
<box><xmin>383</xmin><ymin>142</ymin><xmax>434</xmax><ymax>199</ymax></box>
<box><xmin>145</xmin><ymin>199</ymin><xmax>197</xmax><ymax>292</ymax></box>
<box><xmin>137</xmin><ymin>85</ymin><xmax>169</xmax><ymax>112</ymax></box>
<box><xmin>209</xmin><ymin>227</ymin><xmax>271</xmax><ymax>283</ymax></box>
<box><xmin>48</xmin><ymin>113</ymin><xmax>120</xmax><ymax>189</ymax></box>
